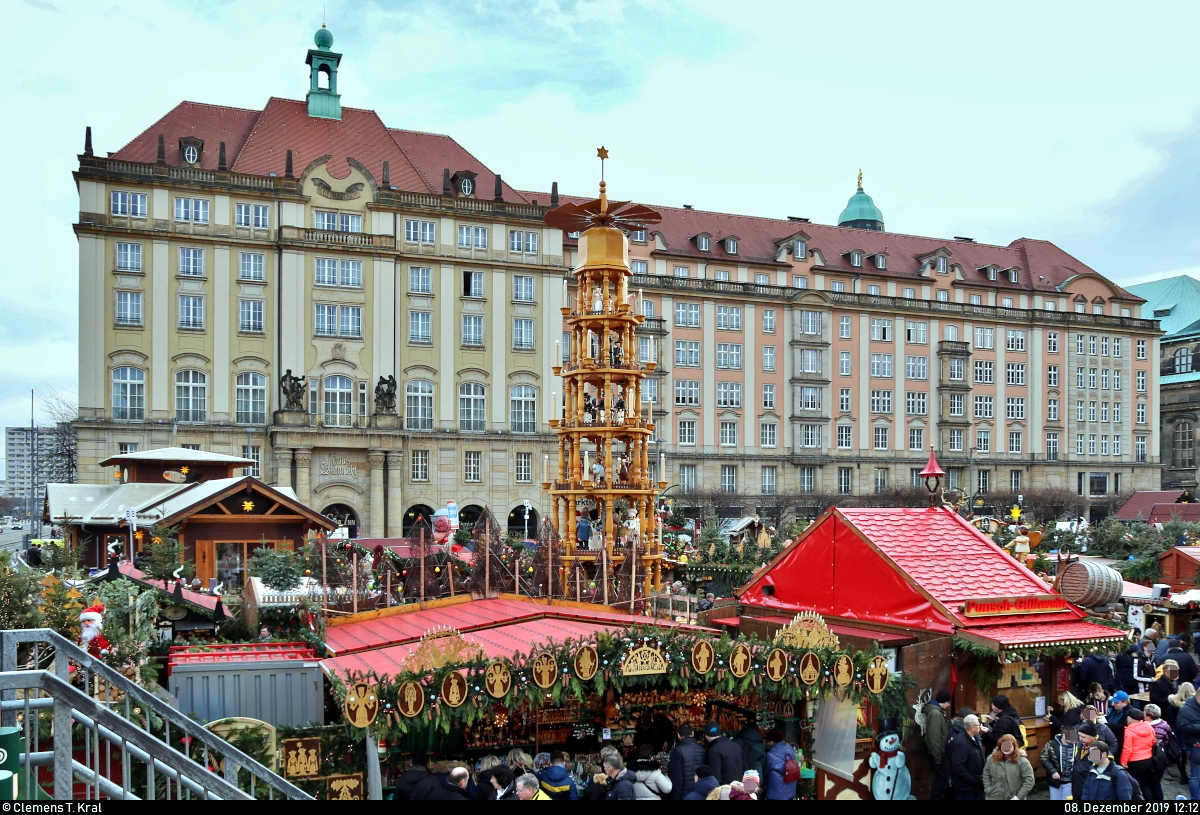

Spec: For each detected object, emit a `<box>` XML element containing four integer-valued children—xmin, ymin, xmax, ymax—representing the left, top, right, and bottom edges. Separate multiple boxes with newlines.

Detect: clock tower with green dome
<box><xmin>306</xmin><ymin>24</ymin><xmax>342</xmax><ymax>120</ymax></box>
<box><xmin>837</xmin><ymin>170</ymin><xmax>884</xmax><ymax>231</ymax></box>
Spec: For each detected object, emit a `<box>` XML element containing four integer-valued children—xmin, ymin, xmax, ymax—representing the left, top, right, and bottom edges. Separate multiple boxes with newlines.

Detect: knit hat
<box><xmin>991</xmin><ymin>694</ymin><xmax>1010</xmax><ymax>709</ymax></box>
<box><xmin>79</xmin><ymin>604</ymin><xmax>104</xmax><ymax>623</ymax></box>
<box><xmin>935</xmin><ymin>690</ymin><xmax>952</xmax><ymax>704</ymax></box>
<box><xmin>741</xmin><ymin>770</ymin><xmax>760</xmax><ymax>794</ymax></box>
<box><xmin>764</xmin><ymin>729</ymin><xmax>785</xmax><ymax>744</ymax></box>
<box><xmin>1111</xmin><ymin>690</ymin><xmax>1130</xmax><ymax>703</ymax></box>
<box><xmin>1077</xmin><ymin>722</ymin><xmax>1098</xmax><ymax>737</ymax></box>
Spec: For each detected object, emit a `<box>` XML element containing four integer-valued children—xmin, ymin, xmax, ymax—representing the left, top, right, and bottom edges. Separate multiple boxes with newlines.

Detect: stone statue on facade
<box><xmin>280</xmin><ymin>369</ymin><xmax>307</xmax><ymax>411</ymax></box>
<box><xmin>374</xmin><ymin>375</ymin><xmax>398</xmax><ymax>413</ymax></box>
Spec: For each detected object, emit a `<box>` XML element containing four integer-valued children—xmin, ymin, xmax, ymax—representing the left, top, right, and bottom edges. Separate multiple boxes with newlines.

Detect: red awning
<box><xmin>959</xmin><ymin>620</ymin><xmax>1126</xmax><ymax>649</ymax></box>
<box><xmin>709</xmin><ymin>617</ymin><xmax>740</xmax><ymax>627</ymax></box>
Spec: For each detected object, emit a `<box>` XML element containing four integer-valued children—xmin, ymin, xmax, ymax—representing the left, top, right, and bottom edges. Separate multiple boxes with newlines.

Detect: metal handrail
<box><xmin>0</xmin><ymin>628</ymin><xmax>311</xmax><ymax>800</ymax></box>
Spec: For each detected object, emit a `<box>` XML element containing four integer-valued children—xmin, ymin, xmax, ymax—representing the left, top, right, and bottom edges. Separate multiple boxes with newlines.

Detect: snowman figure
<box><xmin>868</xmin><ymin>720</ymin><xmax>914</xmax><ymax>800</ymax></box>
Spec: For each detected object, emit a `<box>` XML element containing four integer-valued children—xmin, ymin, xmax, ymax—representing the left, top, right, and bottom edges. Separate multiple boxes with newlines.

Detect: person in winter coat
<box><xmin>1107</xmin><ymin>690</ymin><xmax>1132</xmax><ymax>755</ymax></box>
<box><xmin>489</xmin><ymin>765</ymin><xmax>519</xmax><ymax>800</ymax></box>
<box><xmin>1080</xmin><ymin>740</ymin><xmax>1134</xmax><ymax>801</ymax></box>
<box><xmin>683</xmin><ymin>765</ymin><xmax>719</xmax><ymax>801</ymax></box>
<box><xmin>1082</xmin><ymin>705</ymin><xmax>1119</xmax><ymax>753</ymax></box>
<box><xmin>983</xmin><ymin>694</ymin><xmax>1024</xmax><ymax>752</ymax></box>
<box><xmin>515</xmin><ymin>773</ymin><xmax>552</xmax><ymax>800</ymax></box>
<box><xmin>1174</xmin><ymin>685</ymin><xmax>1200</xmax><ymax>800</ymax></box>
<box><xmin>1076</xmin><ymin>650</ymin><xmax>1117</xmax><ymax>696</ymax></box>
<box><xmin>667</xmin><ymin>724</ymin><xmax>707</xmax><ymax>800</ymax></box>
<box><xmin>1145</xmin><ymin>704</ymin><xmax>1174</xmax><ymax>801</ymax></box>
<box><xmin>1120</xmin><ymin>707</ymin><xmax>1157</xmax><ymax>799</ymax></box>
<box><xmin>1151</xmin><ymin>661</ymin><xmax>1179</xmax><ymax>718</ymax></box>
<box><xmin>762</xmin><ymin>730</ymin><xmax>797</xmax><ymax>801</ymax></box>
<box><xmin>537</xmin><ymin>751</ymin><xmax>578</xmax><ymax>800</ymax></box>
<box><xmin>1040</xmin><ymin>728</ymin><xmax>1081</xmax><ymax>801</ymax></box>
<box><xmin>702</xmin><ymin>721</ymin><xmax>746</xmax><ymax>785</ymax></box>
<box><xmin>601</xmin><ymin>755</ymin><xmax>636</xmax><ymax>801</ymax></box>
<box><xmin>1136</xmin><ymin>640</ymin><xmax>1159</xmax><ymax>693</ymax></box>
<box><xmin>733</xmin><ymin>724</ymin><xmax>766</xmax><ymax>776</ymax></box>
<box><xmin>728</xmin><ymin>770</ymin><xmax>759</xmax><ymax>800</ymax></box>
<box><xmin>1116</xmin><ymin>644</ymin><xmax>1140</xmax><ymax>695</ymax></box>
<box><xmin>394</xmin><ymin>751</ymin><xmax>441</xmax><ymax>801</ymax></box>
<box><xmin>982</xmin><ymin>734</ymin><xmax>1035</xmax><ymax>800</ymax></box>
<box><xmin>429</xmin><ymin>767</ymin><xmax>472</xmax><ymax>801</ymax></box>
<box><xmin>922</xmin><ymin>690</ymin><xmax>952</xmax><ymax>800</ymax></box>
<box><xmin>1048</xmin><ymin>691</ymin><xmax>1084</xmax><ymax>737</ymax></box>
<box><xmin>474</xmin><ymin>755</ymin><xmax>501</xmax><ymax>801</ymax></box>
<box><xmin>1072</xmin><ymin>723</ymin><xmax>1100</xmax><ymax>800</ymax></box>
<box><xmin>947</xmin><ymin>714</ymin><xmax>986</xmax><ymax>799</ymax></box>
<box><xmin>1163</xmin><ymin>639</ymin><xmax>1199</xmax><ymax>684</ymax></box>
<box><xmin>630</xmin><ymin>745</ymin><xmax>672</xmax><ymax>800</ymax></box>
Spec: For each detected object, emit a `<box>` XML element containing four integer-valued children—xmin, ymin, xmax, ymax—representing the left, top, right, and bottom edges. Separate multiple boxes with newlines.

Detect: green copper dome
<box><xmin>314</xmin><ymin>25</ymin><xmax>334</xmax><ymax>50</ymax></box>
<box><xmin>837</xmin><ymin>174</ymin><xmax>884</xmax><ymax>231</ymax></box>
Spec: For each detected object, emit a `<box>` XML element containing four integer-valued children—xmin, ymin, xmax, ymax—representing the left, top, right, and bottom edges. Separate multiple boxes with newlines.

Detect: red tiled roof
<box><xmin>389</xmin><ymin>128</ymin><xmax>530</xmax><ymax>203</ymax></box>
<box><xmin>962</xmin><ymin>620</ymin><xmax>1126</xmax><ymax>649</ymax></box>
<box><xmin>322</xmin><ymin>596</ymin><xmax>695</xmax><ymax>657</ymax></box>
<box><xmin>1115</xmin><ymin>491</ymin><xmax>1187</xmax><ymax>521</ymax></box>
<box><xmin>1148</xmin><ymin>504</ymin><xmax>1200</xmax><ymax>524</ymax></box>
<box><xmin>116</xmin><ymin>561</ymin><xmax>221</xmax><ymax>612</ymax></box>
<box><xmin>109</xmin><ymin>101</ymin><xmax>262</xmax><ymax>171</ymax></box>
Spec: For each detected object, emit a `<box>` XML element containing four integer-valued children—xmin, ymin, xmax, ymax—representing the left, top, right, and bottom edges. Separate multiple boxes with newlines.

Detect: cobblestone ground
<box><xmin>1027</xmin><ymin>767</ymin><xmax>1189</xmax><ymax>800</ymax></box>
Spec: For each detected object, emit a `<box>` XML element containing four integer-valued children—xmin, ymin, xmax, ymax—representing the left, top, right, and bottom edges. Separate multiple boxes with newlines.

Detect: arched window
<box><xmin>1176</xmin><ymin>348</ymin><xmax>1194</xmax><ymax>374</ymax></box>
<box><xmin>459</xmin><ymin>383</ymin><xmax>486</xmax><ymax>432</ymax></box>
<box><xmin>405</xmin><ymin>380</ymin><xmax>434</xmax><ymax>430</ymax></box>
<box><xmin>112</xmin><ymin>367</ymin><xmax>145</xmax><ymax>421</ymax></box>
<box><xmin>174</xmin><ymin>370</ymin><xmax>207</xmax><ymax>422</ymax></box>
<box><xmin>324</xmin><ymin>375</ymin><xmax>354</xmax><ymax>426</ymax></box>
<box><xmin>1176</xmin><ymin>422</ymin><xmax>1195</xmax><ymax>469</ymax></box>
<box><xmin>235</xmin><ymin>372</ymin><xmax>267</xmax><ymax>424</ymax></box>
<box><xmin>510</xmin><ymin>385</ymin><xmax>536</xmax><ymax>433</ymax></box>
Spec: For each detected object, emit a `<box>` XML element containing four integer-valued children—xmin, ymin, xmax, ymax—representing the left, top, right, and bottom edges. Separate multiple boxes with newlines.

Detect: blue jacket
<box><xmin>1075</xmin><ymin>652</ymin><xmax>1116</xmax><ymax>694</ymax></box>
<box><xmin>1080</xmin><ymin>762</ymin><xmax>1133</xmax><ymax>801</ymax></box>
<box><xmin>763</xmin><ymin>741</ymin><xmax>797</xmax><ymax>801</ymax></box>
<box><xmin>537</xmin><ymin>764</ymin><xmax>578</xmax><ymax>800</ymax></box>
<box><xmin>1175</xmin><ymin>695</ymin><xmax>1200</xmax><ymax>749</ymax></box>
<box><xmin>684</xmin><ymin>775</ymin><xmax>719</xmax><ymax>800</ymax></box>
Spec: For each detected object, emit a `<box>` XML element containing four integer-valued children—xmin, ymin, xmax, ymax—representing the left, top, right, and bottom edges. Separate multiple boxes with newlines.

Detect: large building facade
<box><xmin>73</xmin><ymin>30</ymin><xmax>1163</xmax><ymax>530</ymax></box>
<box><xmin>5</xmin><ymin>426</ymin><xmax>54</xmax><ymax>517</ymax></box>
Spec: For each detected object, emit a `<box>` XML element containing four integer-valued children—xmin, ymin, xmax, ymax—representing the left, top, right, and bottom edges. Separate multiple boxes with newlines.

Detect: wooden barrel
<box><xmin>1058</xmin><ymin>560</ymin><xmax>1124</xmax><ymax>607</ymax></box>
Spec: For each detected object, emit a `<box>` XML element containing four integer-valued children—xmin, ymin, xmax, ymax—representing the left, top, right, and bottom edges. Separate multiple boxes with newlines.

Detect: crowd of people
<box><xmin>391</xmin><ymin>722</ymin><xmax>800</xmax><ymax>801</ymax></box>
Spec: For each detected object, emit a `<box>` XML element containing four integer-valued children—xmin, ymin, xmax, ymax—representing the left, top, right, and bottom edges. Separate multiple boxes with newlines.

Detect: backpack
<box><xmin>1163</xmin><ymin>733</ymin><xmax>1182</xmax><ymax>765</ymax></box>
<box><xmin>1125</xmin><ymin>766</ymin><xmax>1144</xmax><ymax>802</ymax></box>
<box><xmin>782</xmin><ymin>752</ymin><xmax>801</xmax><ymax>784</ymax></box>
<box><xmin>1152</xmin><ymin>739</ymin><xmax>1168</xmax><ymax>773</ymax></box>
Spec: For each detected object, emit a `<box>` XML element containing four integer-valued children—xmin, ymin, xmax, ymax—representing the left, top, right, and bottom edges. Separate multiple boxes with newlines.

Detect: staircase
<box><xmin>0</xmin><ymin>629</ymin><xmax>312</xmax><ymax>800</ymax></box>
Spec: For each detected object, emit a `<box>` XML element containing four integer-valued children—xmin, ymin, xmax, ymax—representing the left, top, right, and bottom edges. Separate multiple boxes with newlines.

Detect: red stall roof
<box><xmin>737</xmin><ymin>506</ymin><xmax>1124</xmax><ymax>648</ymax></box>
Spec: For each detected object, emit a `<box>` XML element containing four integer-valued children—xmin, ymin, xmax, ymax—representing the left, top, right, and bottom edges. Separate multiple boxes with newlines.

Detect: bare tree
<box><xmin>39</xmin><ymin>389</ymin><xmax>77</xmax><ymax>484</ymax></box>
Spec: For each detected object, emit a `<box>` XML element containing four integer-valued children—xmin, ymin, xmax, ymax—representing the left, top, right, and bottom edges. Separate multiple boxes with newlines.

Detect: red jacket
<box><xmin>1121</xmin><ymin>719</ymin><xmax>1157</xmax><ymax>764</ymax></box>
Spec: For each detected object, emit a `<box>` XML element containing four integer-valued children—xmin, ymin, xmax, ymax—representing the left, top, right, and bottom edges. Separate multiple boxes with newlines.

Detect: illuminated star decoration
<box><xmin>597</xmin><ymin>146</ymin><xmax>609</xmax><ymax>180</ymax></box>
<box><xmin>241</xmin><ymin>500</ymin><xmax>255</xmax><ymax>512</ymax></box>
<box><xmin>180</xmin><ymin>466</ymin><xmax>190</xmax><ymax>475</ymax></box>
<box><xmin>134</xmin><ymin>530</ymin><xmax>144</xmax><ymax>541</ymax></box>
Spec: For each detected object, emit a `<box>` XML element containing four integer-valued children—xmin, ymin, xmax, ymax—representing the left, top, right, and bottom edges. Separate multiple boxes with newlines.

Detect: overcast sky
<box><xmin>4</xmin><ymin>0</ymin><xmax>1200</xmax><ymax>469</ymax></box>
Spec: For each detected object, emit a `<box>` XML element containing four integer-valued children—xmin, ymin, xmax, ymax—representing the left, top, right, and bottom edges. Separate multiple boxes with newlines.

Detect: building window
<box><xmin>631</xmin><ymin>229</ymin><xmax>646</xmax><ymax>243</ymax></box>
<box><xmin>179</xmin><ymin>247</ymin><xmax>204</xmax><ymax>276</ymax></box>
<box><xmin>463</xmin><ymin>271</ymin><xmax>485</xmax><ymax>298</ymax></box>
<box><xmin>840</xmin><ymin>351</ymin><xmax>852</xmax><ymax>376</ymax></box>
<box><xmin>1136</xmin><ymin>435</ymin><xmax>1148</xmax><ymax>462</ymax></box>
<box><xmin>510</xmin><ymin>385</ymin><xmax>536</xmax><ymax>433</ymax></box>
<box><xmin>410</xmin><ymin>450</ymin><xmax>429</xmax><ymax>481</ymax></box>
<box><xmin>1137</xmin><ymin>401</ymin><xmax>1147</xmax><ymax>424</ymax></box>
<box><xmin>320</xmin><ymin>375</ymin><xmax>353</xmax><ymax>425</ymax></box>
<box><xmin>830</xmin><ymin>281</ymin><xmax>845</xmax><ymax>292</ymax></box>
<box><xmin>762</xmin><ymin>346</ymin><xmax>776</xmax><ymax>372</ymax></box>
<box><xmin>840</xmin><ymin>388</ymin><xmax>852</xmax><ymax>412</ymax></box>
<box><xmin>870</xmin><ymin>354</ymin><xmax>893</xmax><ymax>378</ymax></box>
<box><xmin>512</xmin><ymin>275</ymin><xmax>535</xmax><ymax>302</ymax></box>
<box><xmin>1088</xmin><ymin>434</ymin><xmax>1097</xmax><ymax>455</ymax></box>
<box><xmin>763</xmin><ymin>384</ymin><xmax>776</xmax><ymax>410</ymax></box>
<box><xmin>1006</xmin><ymin>330</ymin><xmax>1026</xmax><ymax>351</ymax></box>
<box><xmin>405</xmin><ymin>380</ymin><xmax>434</xmax><ymax>430</ymax></box>
<box><xmin>509</xmin><ymin>230</ymin><xmax>538</xmax><ymax>253</ymax></box>
<box><xmin>945</xmin><ymin>324</ymin><xmax>959</xmax><ymax>342</ymax></box>
<box><xmin>110</xmin><ymin>191</ymin><xmax>147</xmax><ymax>218</ymax></box>
<box><xmin>404</xmin><ymin>220</ymin><xmax>436</xmax><ymax>244</ymax></box>
<box><xmin>906</xmin><ymin>391</ymin><xmax>927</xmax><ymax>415</ymax></box>
<box><xmin>969</xmin><ymin>294</ymin><xmax>982</xmax><ymax>306</ymax></box>
<box><xmin>720</xmin><ymin>421</ymin><xmax>737</xmax><ymax>447</ymax></box>
<box><xmin>870</xmin><ymin>318</ymin><xmax>892</xmax><ymax>341</ymax></box>
<box><xmin>642</xmin><ymin>379</ymin><xmax>658</xmax><ymax>404</ymax></box>
<box><xmin>909</xmin><ymin>427</ymin><xmax>924</xmax><ymax>451</ymax></box>
<box><xmin>1176</xmin><ymin>423</ymin><xmax>1195</xmax><ymax>468</ymax></box>
<box><xmin>720</xmin><ymin>465</ymin><xmax>736</xmax><ymax>494</ymax></box>
<box><xmin>1006</xmin><ymin>397</ymin><xmax>1026</xmax><ymax>420</ymax></box>
<box><xmin>409</xmin><ymin>266</ymin><xmax>432</xmax><ymax>293</ymax></box>
<box><xmin>178</xmin><ymin>295</ymin><xmax>205</xmax><ymax>330</ymax></box>
<box><xmin>728</xmin><ymin>239</ymin><xmax>740</xmax><ymax>255</ymax></box>
<box><xmin>674</xmin><ymin>302</ymin><xmax>701</xmax><ymax>327</ymax></box>
<box><xmin>936</xmin><ymin>290</ymin><xmax>949</xmax><ymax>302</ymax></box>
<box><xmin>1176</xmin><ymin>348</ymin><xmax>1194</xmax><ymax>373</ymax></box>
<box><xmin>1047</xmin><ymin>332</ymin><xmax>1059</xmax><ymax>353</ymax></box>
<box><xmin>458</xmin><ymin>383</ymin><xmax>486</xmax><ymax>432</ymax></box>
<box><xmin>1137</xmin><ymin>371</ymin><xmax>1147</xmax><ymax>391</ymax></box>
<box><xmin>795</xmin><ymin>240</ymin><xmax>807</xmax><ymax>258</ymax></box>
<box><xmin>906</xmin><ymin>356</ymin><xmax>928</xmax><ymax>380</ymax></box>
<box><xmin>838</xmin><ymin>468</ymin><xmax>853</xmax><ymax>495</ymax></box>
<box><xmin>949</xmin><ymin>359</ymin><xmax>964</xmax><ymax>381</ymax></box>
<box><xmin>801</xmin><ymin>311</ymin><xmax>821</xmax><ymax>335</ymax></box>
<box><xmin>679</xmin><ymin>420</ymin><xmax>696</xmax><ymax>445</ymax></box>
<box><xmin>1089</xmin><ymin>369</ymin><xmax>1098</xmax><ymax>388</ymax></box>
<box><xmin>675</xmin><ymin>340</ymin><xmax>700</xmax><ymax>367</ymax></box>
<box><xmin>760</xmin><ymin>422</ymin><xmax>777</xmax><ymax>448</ymax></box>
<box><xmin>1048</xmin><ymin>399</ymin><xmax>1059</xmax><ymax>421</ymax></box>
<box><xmin>837</xmin><ymin>425</ymin><xmax>853</xmax><ymax>449</ymax></box>
<box><xmin>464</xmin><ymin>451</ymin><xmax>482</xmax><ymax>483</ymax></box>
<box><xmin>1088</xmin><ymin>472</ymin><xmax>1108</xmax><ymax>495</ymax></box>
<box><xmin>174</xmin><ymin>370</ymin><xmax>207</xmax><ymax>422</ymax></box>
<box><xmin>800</xmin><ymin>467</ymin><xmax>815</xmax><ymax>493</ymax></box>
<box><xmin>675</xmin><ymin>380</ymin><xmax>701</xmax><ymax>406</ymax></box>
<box><xmin>697</xmin><ymin>236</ymin><xmax>710</xmax><ymax>251</ymax></box>
<box><xmin>409</xmin><ymin>311</ymin><xmax>432</xmax><ymax>344</ymax></box>
<box><xmin>839</xmin><ymin>315</ymin><xmax>852</xmax><ymax>339</ymax></box>
<box><xmin>174</xmin><ymin>197</ymin><xmax>209</xmax><ymax>223</ymax></box>
<box><xmin>977</xmin><ymin>469</ymin><xmax>990</xmax><ymax>495</ymax></box>
<box><xmin>680</xmin><ymin>464</ymin><xmax>696</xmax><ymax>494</ymax></box>
<box><xmin>1009</xmin><ymin>431</ymin><xmax>1023</xmax><ymax>454</ymax></box>
<box><xmin>115</xmin><ymin>291</ymin><xmax>142</xmax><ymax>326</ymax></box>
<box><xmin>511</xmin><ymin>451</ymin><xmax>532</xmax><ymax>484</ymax></box>
<box><xmin>238</xmin><ymin>299</ymin><xmax>264</xmax><ymax>333</ymax></box>
<box><xmin>949</xmin><ymin>429</ymin><xmax>964</xmax><ymax>452</ymax></box>
<box><xmin>906</xmin><ymin>321</ymin><xmax>928</xmax><ymax>344</ymax></box>
<box><xmin>715</xmin><ymin>383</ymin><xmax>742</xmax><ymax>409</ymax></box>
<box><xmin>116</xmin><ymin>242</ymin><xmax>142</xmax><ymax>272</ymax></box>
<box><xmin>674</xmin><ymin>265</ymin><xmax>690</xmax><ymax>278</ymax></box>
<box><xmin>235</xmin><ymin>372</ymin><xmax>267</xmax><ymax>424</ymax></box>
<box><xmin>112</xmin><ymin>367</ymin><xmax>145</xmax><ymax>421</ymax></box>
<box><xmin>874</xmin><ymin>426</ymin><xmax>889</xmax><ymax>450</ymax></box>
<box><xmin>974</xmin><ymin>396</ymin><xmax>994</xmax><ymax>419</ymax></box>
<box><xmin>240</xmin><ymin>252</ymin><xmax>265</xmax><ymax>281</ymax></box>
<box><xmin>850</xmin><ymin>252</ymin><xmax>862</xmax><ymax>267</ymax></box>
<box><xmin>1046</xmin><ymin>433</ymin><xmax>1059</xmax><ymax>461</ymax></box>
<box><xmin>974</xmin><ymin>361</ymin><xmax>994</xmax><ymax>384</ymax></box>
<box><xmin>794</xmin><ymin>275</ymin><xmax>808</xmax><ymax>289</ymax></box>
<box><xmin>870</xmin><ymin>390</ymin><xmax>893</xmax><ymax>413</ymax></box>
<box><xmin>631</xmin><ymin>260</ymin><xmax>648</xmax><ymax>276</ymax></box>
<box><xmin>716</xmin><ymin>343</ymin><xmax>742</xmax><ymax>369</ymax></box>
<box><xmin>867</xmin><ymin>285</ymin><xmax>881</xmax><ymax>296</ymax></box>
<box><xmin>762</xmin><ymin>309</ymin><xmax>776</xmax><ymax>333</ymax></box>
<box><xmin>1136</xmin><ymin>339</ymin><xmax>1147</xmax><ymax>360</ymax></box>
<box><xmin>975</xmin><ymin>429</ymin><xmax>991</xmax><ymax>453</ymax></box>
<box><xmin>801</xmin><ymin>349</ymin><xmax>821</xmax><ymax>373</ymax></box>
<box><xmin>801</xmin><ymin>424</ymin><xmax>820</xmax><ymax>447</ymax></box>
<box><xmin>875</xmin><ymin>255</ymin><xmax>888</xmax><ymax>270</ymax></box>
<box><xmin>949</xmin><ymin>393</ymin><xmax>964</xmax><ymax>416</ymax></box>
<box><xmin>973</xmin><ymin>327</ymin><xmax>994</xmax><ymax>349</ymax></box>
<box><xmin>337</xmin><ymin>306</ymin><xmax>361</xmax><ymax>338</ymax></box>
<box><xmin>462</xmin><ymin>315</ymin><xmax>484</xmax><ymax>347</ymax></box>
<box><xmin>512</xmin><ymin>318</ymin><xmax>534</xmax><ymax>350</ymax></box>
<box><xmin>715</xmin><ymin>306</ymin><xmax>743</xmax><ymax>330</ymax></box>
<box><xmin>235</xmin><ymin>203</ymin><xmax>270</xmax><ymax>229</ymax></box>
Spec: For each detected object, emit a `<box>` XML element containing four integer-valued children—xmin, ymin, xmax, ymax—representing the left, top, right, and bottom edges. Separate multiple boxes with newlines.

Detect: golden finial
<box><xmin>597</xmin><ymin>147</ymin><xmax>610</xmax><ymax>214</ymax></box>
<box><xmin>857</xmin><ymin>169</ymin><xmax>863</xmax><ymax>189</ymax></box>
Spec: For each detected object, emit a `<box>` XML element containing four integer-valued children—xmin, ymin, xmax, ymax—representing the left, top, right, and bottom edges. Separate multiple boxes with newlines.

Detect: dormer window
<box><xmin>631</xmin><ymin>229</ymin><xmax>646</xmax><ymax>243</ymax></box>
<box><xmin>1008</xmin><ymin>268</ymin><xmax>1019</xmax><ymax>284</ymax></box>
<box><xmin>1093</xmin><ymin>298</ymin><xmax>1105</xmax><ymax>315</ymax></box>
<box><xmin>850</xmin><ymin>252</ymin><xmax>862</xmax><ymax>268</ymax></box>
<box><xmin>178</xmin><ymin>137</ymin><xmax>204</xmax><ymax>166</ymax></box>
<box><xmin>450</xmin><ymin>171</ymin><xmax>478</xmax><ymax>197</ymax></box>
<box><xmin>987</xmin><ymin>266</ymin><xmax>998</xmax><ymax>281</ymax></box>
<box><xmin>874</xmin><ymin>254</ymin><xmax>886</xmax><ymax>270</ymax></box>
<box><xmin>795</xmin><ymin>240</ymin><xmax>807</xmax><ymax>258</ymax></box>
<box><xmin>698</xmin><ymin>235</ymin><xmax>711</xmax><ymax>251</ymax></box>
<box><xmin>184</xmin><ymin>145</ymin><xmax>199</xmax><ymax>164</ymax></box>
<box><xmin>727</xmin><ymin>238</ymin><xmax>738</xmax><ymax>255</ymax></box>
<box><xmin>936</xmin><ymin>256</ymin><xmax>948</xmax><ymax>274</ymax></box>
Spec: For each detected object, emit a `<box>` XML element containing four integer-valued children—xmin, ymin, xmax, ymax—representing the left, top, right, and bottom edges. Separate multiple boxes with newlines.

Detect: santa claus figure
<box><xmin>79</xmin><ymin>604</ymin><xmax>110</xmax><ymax>658</ymax></box>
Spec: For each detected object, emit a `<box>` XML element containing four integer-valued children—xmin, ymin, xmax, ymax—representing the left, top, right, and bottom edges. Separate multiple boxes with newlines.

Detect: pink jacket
<box><xmin>1121</xmin><ymin>719</ymin><xmax>1157</xmax><ymax>764</ymax></box>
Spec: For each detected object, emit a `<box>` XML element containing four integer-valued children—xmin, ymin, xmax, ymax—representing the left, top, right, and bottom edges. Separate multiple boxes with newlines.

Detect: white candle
<box><xmin>555</xmin><ymin>339</ymin><xmax>560</xmax><ymax>360</ymax></box>
<box><xmin>543</xmin><ymin>454</ymin><xmax>549</xmax><ymax>482</ymax></box>
<box><xmin>562</xmin><ymin>277</ymin><xmax>567</xmax><ymax>306</ymax></box>
<box><xmin>639</xmin><ymin>288</ymin><xmax>644</xmax><ymax>310</ymax></box>
<box><xmin>584</xmin><ymin>450</ymin><xmax>590</xmax><ymax>481</ymax></box>
<box><xmin>658</xmin><ymin>452</ymin><xmax>665</xmax><ymax>474</ymax></box>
